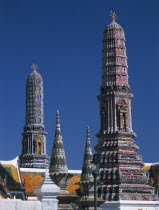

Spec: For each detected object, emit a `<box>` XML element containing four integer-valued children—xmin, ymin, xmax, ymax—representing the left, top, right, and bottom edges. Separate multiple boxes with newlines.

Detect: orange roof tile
<box><xmin>21</xmin><ymin>172</ymin><xmax>81</xmax><ymax>195</ymax></box>
<box><xmin>67</xmin><ymin>175</ymin><xmax>80</xmax><ymax>193</ymax></box>
<box><xmin>21</xmin><ymin>173</ymin><xmax>44</xmax><ymax>194</ymax></box>
<box><xmin>142</xmin><ymin>166</ymin><xmax>150</xmax><ymax>171</ymax></box>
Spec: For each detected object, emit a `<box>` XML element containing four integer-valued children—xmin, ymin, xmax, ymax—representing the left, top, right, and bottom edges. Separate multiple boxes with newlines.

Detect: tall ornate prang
<box><xmin>19</xmin><ymin>63</ymin><xmax>49</xmax><ymax>168</ymax></box>
<box><xmin>94</xmin><ymin>12</ymin><xmax>157</xmax><ymax>201</ymax></box>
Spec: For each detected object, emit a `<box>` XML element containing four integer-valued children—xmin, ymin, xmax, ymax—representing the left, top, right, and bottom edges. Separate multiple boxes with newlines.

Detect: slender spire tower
<box><xmin>81</xmin><ymin>126</ymin><xmax>94</xmax><ymax>182</ymax></box>
<box><xmin>19</xmin><ymin>63</ymin><xmax>48</xmax><ymax>168</ymax></box>
<box><xmin>49</xmin><ymin>111</ymin><xmax>75</xmax><ymax>210</ymax></box>
<box><xmin>50</xmin><ymin>110</ymin><xmax>68</xmax><ymax>173</ymax></box>
<box><xmin>74</xmin><ymin>127</ymin><xmax>104</xmax><ymax>209</ymax></box>
<box><xmin>94</xmin><ymin>12</ymin><xmax>156</xmax><ymax>201</ymax></box>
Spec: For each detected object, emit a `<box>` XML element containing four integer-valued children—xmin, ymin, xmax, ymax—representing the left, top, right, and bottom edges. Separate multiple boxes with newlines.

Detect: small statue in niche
<box><xmin>120</xmin><ymin>112</ymin><xmax>127</xmax><ymax>131</ymax></box>
<box><xmin>36</xmin><ymin>142</ymin><xmax>41</xmax><ymax>154</ymax></box>
<box><xmin>117</xmin><ymin>99</ymin><xmax>128</xmax><ymax>131</ymax></box>
<box><xmin>34</xmin><ymin>135</ymin><xmax>43</xmax><ymax>155</ymax></box>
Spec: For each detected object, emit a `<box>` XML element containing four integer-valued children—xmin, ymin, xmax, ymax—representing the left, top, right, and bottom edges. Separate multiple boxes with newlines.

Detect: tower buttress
<box><xmin>19</xmin><ymin>64</ymin><xmax>48</xmax><ymax>168</ymax></box>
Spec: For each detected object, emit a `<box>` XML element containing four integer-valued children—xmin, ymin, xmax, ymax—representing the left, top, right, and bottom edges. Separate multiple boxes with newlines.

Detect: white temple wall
<box><xmin>100</xmin><ymin>200</ymin><xmax>159</xmax><ymax>210</ymax></box>
<box><xmin>0</xmin><ymin>199</ymin><xmax>41</xmax><ymax>210</ymax></box>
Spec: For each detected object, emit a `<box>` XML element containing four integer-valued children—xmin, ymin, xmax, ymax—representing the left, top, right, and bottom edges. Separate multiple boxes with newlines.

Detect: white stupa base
<box><xmin>100</xmin><ymin>200</ymin><xmax>159</xmax><ymax>210</ymax></box>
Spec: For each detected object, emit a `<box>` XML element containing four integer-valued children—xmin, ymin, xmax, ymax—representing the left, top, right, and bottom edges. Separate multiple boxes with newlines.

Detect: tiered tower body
<box><xmin>19</xmin><ymin>64</ymin><xmax>48</xmax><ymax>168</ymax></box>
<box><xmin>94</xmin><ymin>14</ymin><xmax>156</xmax><ymax>201</ymax></box>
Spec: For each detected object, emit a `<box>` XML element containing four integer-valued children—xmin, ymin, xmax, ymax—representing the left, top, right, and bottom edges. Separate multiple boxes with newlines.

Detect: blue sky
<box><xmin>0</xmin><ymin>0</ymin><xmax>159</xmax><ymax>169</ymax></box>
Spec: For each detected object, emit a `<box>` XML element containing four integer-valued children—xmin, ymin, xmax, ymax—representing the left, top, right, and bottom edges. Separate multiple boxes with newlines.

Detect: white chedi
<box><xmin>34</xmin><ymin>169</ymin><xmax>60</xmax><ymax>210</ymax></box>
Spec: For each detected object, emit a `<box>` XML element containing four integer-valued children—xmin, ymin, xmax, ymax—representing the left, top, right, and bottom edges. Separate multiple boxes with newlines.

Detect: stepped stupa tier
<box><xmin>94</xmin><ymin>12</ymin><xmax>156</xmax><ymax>201</ymax></box>
<box><xmin>19</xmin><ymin>64</ymin><xmax>49</xmax><ymax>168</ymax></box>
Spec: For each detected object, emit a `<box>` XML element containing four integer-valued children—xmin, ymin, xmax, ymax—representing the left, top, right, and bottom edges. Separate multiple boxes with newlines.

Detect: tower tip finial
<box><xmin>31</xmin><ymin>63</ymin><xmax>38</xmax><ymax>72</ymax></box>
<box><xmin>86</xmin><ymin>125</ymin><xmax>90</xmax><ymax>139</ymax></box>
<box><xmin>56</xmin><ymin>109</ymin><xmax>60</xmax><ymax>130</ymax></box>
<box><xmin>110</xmin><ymin>9</ymin><xmax>117</xmax><ymax>21</ymax></box>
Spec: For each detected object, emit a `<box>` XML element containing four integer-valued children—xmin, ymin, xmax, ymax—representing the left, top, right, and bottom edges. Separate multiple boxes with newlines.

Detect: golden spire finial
<box><xmin>110</xmin><ymin>10</ymin><xmax>117</xmax><ymax>21</ymax></box>
<box><xmin>31</xmin><ymin>63</ymin><xmax>38</xmax><ymax>72</ymax></box>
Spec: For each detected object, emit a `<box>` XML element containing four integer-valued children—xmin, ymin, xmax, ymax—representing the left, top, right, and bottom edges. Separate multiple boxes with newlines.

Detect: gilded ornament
<box><xmin>31</xmin><ymin>63</ymin><xmax>38</xmax><ymax>72</ymax></box>
<box><xmin>34</xmin><ymin>135</ymin><xmax>43</xmax><ymax>155</ymax></box>
<box><xmin>110</xmin><ymin>10</ymin><xmax>117</xmax><ymax>21</ymax></box>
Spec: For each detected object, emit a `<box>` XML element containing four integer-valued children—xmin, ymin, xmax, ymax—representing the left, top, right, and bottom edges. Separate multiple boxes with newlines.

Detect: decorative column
<box><xmin>19</xmin><ymin>64</ymin><xmax>49</xmax><ymax>168</ymax></box>
<box><xmin>94</xmin><ymin>11</ymin><xmax>157</xmax><ymax>202</ymax></box>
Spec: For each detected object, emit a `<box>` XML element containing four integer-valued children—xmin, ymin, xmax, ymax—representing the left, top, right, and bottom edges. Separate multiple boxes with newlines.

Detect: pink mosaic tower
<box><xmin>94</xmin><ymin>11</ymin><xmax>156</xmax><ymax>201</ymax></box>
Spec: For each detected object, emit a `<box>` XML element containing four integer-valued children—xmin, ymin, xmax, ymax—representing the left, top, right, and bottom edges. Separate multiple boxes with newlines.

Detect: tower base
<box><xmin>19</xmin><ymin>154</ymin><xmax>49</xmax><ymax>168</ymax></box>
<box><xmin>100</xmin><ymin>200</ymin><xmax>159</xmax><ymax>210</ymax></box>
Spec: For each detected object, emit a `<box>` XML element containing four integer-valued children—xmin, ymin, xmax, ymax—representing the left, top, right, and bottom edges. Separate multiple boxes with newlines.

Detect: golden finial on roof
<box><xmin>110</xmin><ymin>10</ymin><xmax>117</xmax><ymax>21</ymax></box>
<box><xmin>31</xmin><ymin>63</ymin><xmax>38</xmax><ymax>72</ymax></box>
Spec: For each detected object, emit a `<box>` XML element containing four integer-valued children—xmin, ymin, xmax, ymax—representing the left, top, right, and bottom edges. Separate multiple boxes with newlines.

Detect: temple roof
<box><xmin>20</xmin><ymin>165</ymin><xmax>152</xmax><ymax>196</ymax></box>
<box><xmin>0</xmin><ymin>157</ymin><xmax>25</xmax><ymax>199</ymax></box>
<box><xmin>142</xmin><ymin>163</ymin><xmax>152</xmax><ymax>171</ymax></box>
<box><xmin>20</xmin><ymin>168</ymin><xmax>81</xmax><ymax>195</ymax></box>
<box><xmin>0</xmin><ymin>156</ymin><xmax>152</xmax><ymax>197</ymax></box>
<box><xmin>0</xmin><ymin>157</ymin><xmax>24</xmax><ymax>191</ymax></box>
<box><xmin>20</xmin><ymin>171</ymin><xmax>45</xmax><ymax>195</ymax></box>
<box><xmin>67</xmin><ymin>175</ymin><xmax>80</xmax><ymax>193</ymax></box>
